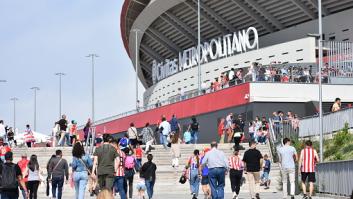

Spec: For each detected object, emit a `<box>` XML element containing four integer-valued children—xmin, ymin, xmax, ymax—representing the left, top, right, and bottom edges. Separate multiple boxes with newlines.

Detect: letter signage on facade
<box><xmin>152</xmin><ymin>27</ymin><xmax>259</xmax><ymax>84</ymax></box>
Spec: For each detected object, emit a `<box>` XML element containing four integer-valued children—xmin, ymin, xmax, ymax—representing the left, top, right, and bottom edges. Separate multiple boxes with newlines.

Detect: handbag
<box><xmin>179</xmin><ymin>175</ymin><xmax>187</xmax><ymax>184</ymax></box>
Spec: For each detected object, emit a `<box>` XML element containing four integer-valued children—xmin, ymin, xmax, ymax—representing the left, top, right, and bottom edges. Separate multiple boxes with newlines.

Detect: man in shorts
<box><xmin>298</xmin><ymin>140</ymin><xmax>319</xmax><ymax>199</ymax></box>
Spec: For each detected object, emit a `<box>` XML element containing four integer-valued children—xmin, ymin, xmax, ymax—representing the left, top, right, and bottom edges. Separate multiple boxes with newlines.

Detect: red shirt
<box><xmin>0</xmin><ymin>145</ymin><xmax>11</xmax><ymax>157</ymax></box>
<box><xmin>18</xmin><ymin>159</ymin><xmax>30</xmax><ymax>182</ymax></box>
<box><xmin>135</xmin><ymin>148</ymin><xmax>143</xmax><ymax>159</ymax></box>
<box><xmin>218</xmin><ymin>121</ymin><xmax>224</xmax><ymax>136</ymax></box>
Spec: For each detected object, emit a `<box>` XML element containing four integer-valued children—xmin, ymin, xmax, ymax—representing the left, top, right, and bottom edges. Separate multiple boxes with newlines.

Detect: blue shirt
<box><xmin>72</xmin><ymin>154</ymin><xmax>93</xmax><ymax>172</ymax></box>
<box><xmin>263</xmin><ymin>159</ymin><xmax>271</xmax><ymax>173</ymax></box>
<box><xmin>184</xmin><ymin>131</ymin><xmax>191</xmax><ymax>142</ymax></box>
<box><xmin>200</xmin><ymin>156</ymin><xmax>209</xmax><ymax>176</ymax></box>
<box><xmin>170</xmin><ymin>117</ymin><xmax>179</xmax><ymax>132</ymax></box>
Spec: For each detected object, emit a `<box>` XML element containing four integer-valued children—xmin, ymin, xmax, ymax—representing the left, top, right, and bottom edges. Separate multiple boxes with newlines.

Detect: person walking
<box><xmin>140</xmin><ymin>154</ymin><xmax>157</xmax><ymax>199</ymax></box>
<box><xmin>201</xmin><ymin>142</ymin><xmax>229</xmax><ymax>199</ymax></box>
<box><xmin>48</xmin><ymin>150</ymin><xmax>69</xmax><ymax>199</ymax></box>
<box><xmin>112</xmin><ymin>139</ymin><xmax>127</xmax><ymax>199</ymax></box>
<box><xmin>71</xmin><ymin>142</ymin><xmax>93</xmax><ymax>199</ymax></box>
<box><xmin>127</xmin><ymin>123</ymin><xmax>138</xmax><ymax>148</ymax></box>
<box><xmin>229</xmin><ymin>149</ymin><xmax>244</xmax><ymax>199</ymax></box>
<box><xmin>17</xmin><ymin>153</ymin><xmax>30</xmax><ymax>199</ymax></box>
<box><xmin>298</xmin><ymin>140</ymin><xmax>319</xmax><ymax>199</ymax></box>
<box><xmin>123</xmin><ymin>148</ymin><xmax>136</xmax><ymax>199</ymax></box>
<box><xmin>92</xmin><ymin>134</ymin><xmax>119</xmax><ymax>191</ymax></box>
<box><xmin>69</xmin><ymin>120</ymin><xmax>78</xmax><ymax>145</ymax></box>
<box><xmin>243</xmin><ymin>141</ymin><xmax>263</xmax><ymax>199</ymax></box>
<box><xmin>24</xmin><ymin>125</ymin><xmax>35</xmax><ymax>148</ymax></box>
<box><xmin>46</xmin><ymin>155</ymin><xmax>56</xmax><ymax>198</ymax></box>
<box><xmin>170</xmin><ymin>114</ymin><xmax>181</xmax><ymax>141</ymax></box>
<box><xmin>218</xmin><ymin>119</ymin><xmax>226</xmax><ymax>144</ymax></box>
<box><xmin>278</xmin><ymin>138</ymin><xmax>297</xmax><ymax>199</ymax></box>
<box><xmin>0</xmin><ymin>152</ymin><xmax>28</xmax><ymax>199</ymax></box>
<box><xmin>188</xmin><ymin>116</ymin><xmax>200</xmax><ymax>144</ymax></box>
<box><xmin>27</xmin><ymin>155</ymin><xmax>42</xmax><ymax>199</ymax></box>
<box><xmin>159</xmin><ymin>116</ymin><xmax>171</xmax><ymax>150</ymax></box>
<box><xmin>186</xmin><ymin>150</ymin><xmax>201</xmax><ymax>199</ymax></box>
<box><xmin>141</xmin><ymin>123</ymin><xmax>154</xmax><ymax>154</ymax></box>
<box><xmin>200</xmin><ymin>148</ymin><xmax>211</xmax><ymax>199</ymax></box>
<box><xmin>57</xmin><ymin>115</ymin><xmax>68</xmax><ymax>146</ymax></box>
<box><xmin>171</xmin><ymin>134</ymin><xmax>181</xmax><ymax>168</ymax></box>
<box><xmin>83</xmin><ymin>119</ymin><xmax>92</xmax><ymax>146</ymax></box>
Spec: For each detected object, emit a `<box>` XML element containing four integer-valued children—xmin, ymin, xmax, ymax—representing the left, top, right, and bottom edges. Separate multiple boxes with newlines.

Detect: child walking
<box><xmin>260</xmin><ymin>154</ymin><xmax>271</xmax><ymax>189</ymax></box>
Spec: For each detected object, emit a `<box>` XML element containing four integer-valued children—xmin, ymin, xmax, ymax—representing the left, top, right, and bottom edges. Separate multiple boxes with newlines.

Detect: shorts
<box><xmin>201</xmin><ymin>176</ymin><xmax>209</xmax><ymax>185</ymax></box>
<box><xmin>301</xmin><ymin>172</ymin><xmax>316</xmax><ymax>183</ymax></box>
<box><xmin>136</xmin><ymin>182</ymin><xmax>146</xmax><ymax>190</ymax></box>
<box><xmin>261</xmin><ymin>171</ymin><xmax>270</xmax><ymax>181</ymax></box>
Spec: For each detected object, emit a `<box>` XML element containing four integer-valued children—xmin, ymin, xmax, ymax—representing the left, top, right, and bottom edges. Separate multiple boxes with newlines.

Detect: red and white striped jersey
<box><xmin>229</xmin><ymin>155</ymin><xmax>243</xmax><ymax>170</ymax></box>
<box><xmin>300</xmin><ymin>147</ymin><xmax>318</xmax><ymax>173</ymax></box>
<box><xmin>115</xmin><ymin>150</ymin><xmax>126</xmax><ymax>177</ymax></box>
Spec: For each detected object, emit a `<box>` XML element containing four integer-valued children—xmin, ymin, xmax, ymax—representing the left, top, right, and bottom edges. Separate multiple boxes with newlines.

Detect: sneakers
<box><xmin>255</xmin><ymin>193</ymin><xmax>260</xmax><ymax>199</ymax></box>
<box><xmin>232</xmin><ymin>192</ymin><xmax>238</xmax><ymax>199</ymax></box>
<box><xmin>291</xmin><ymin>196</ymin><xmax>295</xmax><ymax>199</ymax></box>
<box><xmin>192</xmin><ymin>193</ymin><xmax>198</xmax><ymax>199</ymax></box>
<box><xmin>302</xmin><ymin>194</ymin><xmax>309</xmax><ymax>199</ymax></box>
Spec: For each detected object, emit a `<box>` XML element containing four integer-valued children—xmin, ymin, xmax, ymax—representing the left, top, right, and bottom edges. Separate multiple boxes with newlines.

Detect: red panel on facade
<box><xmin>82</xmin><ymin>83</ymin><xmax>250</xmax><ymax>135</ymax></box>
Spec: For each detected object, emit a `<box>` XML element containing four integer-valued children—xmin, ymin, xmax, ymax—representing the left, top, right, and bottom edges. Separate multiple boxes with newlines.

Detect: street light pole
<box><xmin>197</xmin><ymin>0</ymin><xmax>201</xmax><ymax>95</ymax></box>
<box><xmin>30</xmin><ymin>87</ymin><xmax>40</xmax><ymax>131</ymax></box>
<box><xmin>131</xmin><ymin>29</ymin><xmax>140</xmax><ymax>109</ymax></box>
<box><xmin>318</xmin><ymin>0</ymin><xmax>324</xmax><ymax>162</ymax></box>
<box><xmin>86</xmin><ymin>54</ymin><xmax>99</xmax><ymax>126</ymax></box>
<box><xmin>10</xmin><ymin>97</ymin><xmax>18</xmax><ymax>132</ymax></box>
<box><xmin>55</xmin><ymin>73</ymin><xmax>65</xmax><ymax>119</ymax></box>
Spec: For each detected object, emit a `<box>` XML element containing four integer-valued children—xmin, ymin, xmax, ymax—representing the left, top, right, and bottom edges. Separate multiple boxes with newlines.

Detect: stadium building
<box><xmin>82</xmin><ymin>0</ymin><xmax>353</xmax><ymax>142</ymax></box>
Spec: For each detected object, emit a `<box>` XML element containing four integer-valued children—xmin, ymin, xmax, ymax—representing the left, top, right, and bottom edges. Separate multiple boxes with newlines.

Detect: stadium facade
<box><xmin>78</xmin><ymin>0</ymin><xmax>353</xmax><ymax>142</ymax></box>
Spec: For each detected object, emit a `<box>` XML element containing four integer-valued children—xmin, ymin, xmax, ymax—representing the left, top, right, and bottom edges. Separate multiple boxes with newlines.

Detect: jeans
<box><xmin>189</xmin><ymin>169</ymin><xmax>200</xmax><ymax>196</ymax></box>
<box><xmin>230</xmin><ymin>169</ymin><xmax>243</xmax><ymax>195</ymax></box>
<box><xmin>52</xmin><ymin>176</ymin><xmax>64</xmax><ymax>199</ymax></box>
<box><xmin>145</xmin><ymin>179</ymin><xmax>155</xmax><ymax>199</ymax></box>
<box><xmin>257</xmin><ymin>136</ymin><xmax>266</xmax><ymax>144</ymax></box>
<box><xmin>162</xmin><ymin>135</ymin><xmax>168</xmax><ymax>149</ymax></box>
<box><xmin>233</xmin><ymin>136</ymin><xmax>241</xmax><ymax>150</ymax></box>
<box><xmin>191</xmin><ymin>131</ymin><xmax>198</xmax><ymax>144</ymax></box>
<box><xmin>27</xmin><ymin>180</ymin><xmax>40</xmax><ymax>199</ymax></box>
<box><xmin>282</xmin><ymin>168</ymin><xmax>295</xmax><ymax>198</ymax></box>
<box><xmin>65</xmin><ymin>132</ymin><xmax>71</xmax><ymax>146</ymax></box>
<box><xmin>58</xmin><ymin>131</ymin><xmax>66</xmax><ymax>146</ymax></box>
<box><xmin>136</xmin><ymin>159</ymin><xmax>142</xmax><ymax>171</ymax></box>
<box><xmin>208</xmin><ymin>167</ymin><xmax>226</xmax><ymax>199</ymax></box>
<box><xmin>261</xmin><ymin>171</ymin><xmax>270</xmax><ymax>182</ymax></box>
<box><xmin>73</xmin><ymin>171</ymin><xmax>88</xmax><ymax>199</ymax></box>
<box><xmin>114</xmin><ymin>176</ymin><xmax>127</xmax><ymax>199</ymax></box>
<box><xmin>1</xmin><ymin>193</ymin><xmax>18</xmax><ymax>199</ymax></box>
<box><xmin>159</xmin><ymin>133</ymin><xmax>163</xmax><ymax>145</ymax></box>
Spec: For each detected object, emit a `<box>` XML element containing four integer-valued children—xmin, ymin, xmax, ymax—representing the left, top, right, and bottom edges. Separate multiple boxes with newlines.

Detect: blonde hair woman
<box><xmin>97</xmin><ymin>188</ymin><xmax>113</xmax><ymax>199</ymax></box>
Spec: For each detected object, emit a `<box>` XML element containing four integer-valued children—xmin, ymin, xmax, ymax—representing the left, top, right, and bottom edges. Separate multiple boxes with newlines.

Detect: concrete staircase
<box><xmin>12</xmin><ymin>143</ymin><xmax>281</xmax><ymax>198</ymax></box>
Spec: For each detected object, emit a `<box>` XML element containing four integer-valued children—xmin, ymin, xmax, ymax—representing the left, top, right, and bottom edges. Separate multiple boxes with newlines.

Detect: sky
<box><xmin>0</xmin><ymin>0</ymin><xmax>145</xmax><ymax>134</ymax></box>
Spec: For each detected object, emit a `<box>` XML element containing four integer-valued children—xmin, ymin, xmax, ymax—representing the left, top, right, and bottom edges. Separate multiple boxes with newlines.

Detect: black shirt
<box><xmin>58</xmin><ymin>119</ymin><xmax>68</xmax><ymax>131</ymax></box>
<box><xmin>140</xmin><ymin>161</ymin><xmax>157</xmax><ymax>182</ymax></box>
<box><xmin>243</xmin><ymin>148</ymin><xmax>263</xmax><ymax>172</ymax></box>
<box><xmin>0</xmin><ymin>162</ymin><xmax>22</xmax><ymax>197</ymax></box>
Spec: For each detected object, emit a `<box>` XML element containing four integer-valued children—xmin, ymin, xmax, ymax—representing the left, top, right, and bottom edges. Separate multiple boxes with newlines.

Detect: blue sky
<box><xmin>0</xmin><ymin>0</ymin><xmax>145</xmax><ymax>134</ymax></box>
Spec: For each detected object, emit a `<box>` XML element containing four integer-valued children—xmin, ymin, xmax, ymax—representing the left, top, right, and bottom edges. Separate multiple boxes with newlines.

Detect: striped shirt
<box><xmin>229</xmin><ymin>155</ymin><xmax>243</xmax><ymax>170</ymax></box>
<box><xmin>300</xmin><ymin>147</ymin><xmax>318</xmax><ymax>173</ymax></box>
<box><xmin>115</xmin><ymin>150</ymin><xmax>126</xmax><ymax>177</ymax></box>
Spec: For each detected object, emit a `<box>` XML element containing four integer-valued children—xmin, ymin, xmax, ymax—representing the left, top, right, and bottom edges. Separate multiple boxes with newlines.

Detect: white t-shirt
<box><xmin>278</xmin><ymin>145</ymin><xmax>297</xmax><ymax>169</ymax></box>
<box><xmin>228</xmin><ymin>71</ymin><xmax>235</xmax><ymax>80</ymax></box>
<box><xmin>159</xmin><ymin>121</ymin><xmax>171</xmax><ymax>136</ymax></box>
<box><xmin>0</xmin><ymin>124</ymin><xmax>5</xmax><ymax>138</ymax></box>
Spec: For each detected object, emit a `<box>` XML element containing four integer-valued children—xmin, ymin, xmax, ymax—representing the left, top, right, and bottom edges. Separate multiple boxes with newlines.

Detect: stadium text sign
<box><xmin>152</xmin><ymin>27</ymin><xmax>259</xmax><ymax>84</ymax></box>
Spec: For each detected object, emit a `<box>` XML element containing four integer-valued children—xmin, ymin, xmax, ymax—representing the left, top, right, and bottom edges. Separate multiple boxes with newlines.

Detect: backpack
<box><xmin>119</xmin><ymin>138</ymin><xmax>128</xmax><ymax>148</ymax></box>
<box><xmin>124</xmin><ymin>156</ymin><xmax>135</xmax><ymax>169</ymax></box>
<box><xmin>0</xmin><ymin>164</ymin><xmax>18</xmax><ymax>190</ymax></box>
<box><xmin>191</xmin><ymin>122</ymin><xmax>199</xmax><ymax>131</ymax></box>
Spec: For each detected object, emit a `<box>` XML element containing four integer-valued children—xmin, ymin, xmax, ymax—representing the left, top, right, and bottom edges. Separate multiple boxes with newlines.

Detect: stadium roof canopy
<box><xmin>121</xmin><ymin>0</ymin><xmax>353</xmax><ymax>88</ymax></box>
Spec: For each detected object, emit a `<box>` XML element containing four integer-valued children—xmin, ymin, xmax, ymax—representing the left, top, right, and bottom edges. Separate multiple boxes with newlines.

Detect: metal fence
<box><xmin>317</xmin><ymin>160</ymin><xmax>353</xmax><ymax>197</ymax></box>
<box><xmin>323</xmin><ymin>41</ymin><xmax>353</xmax><ymax>78</ymax></box>
<box><xmin>299</xmin><ymin>108</ymin><xmax>353</xmax><ymax>137</ymax></box>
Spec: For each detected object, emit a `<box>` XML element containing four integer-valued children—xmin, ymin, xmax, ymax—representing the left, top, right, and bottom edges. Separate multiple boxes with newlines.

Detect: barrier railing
<box><xmin>317</xmin><ymin>160</ymin><xmax>353</xmax><ymax>197</ymax></box>
<box><xmin>298</xmin><ymin>108</ymin><xmax>353</xmax><ymax>137</ymax></box>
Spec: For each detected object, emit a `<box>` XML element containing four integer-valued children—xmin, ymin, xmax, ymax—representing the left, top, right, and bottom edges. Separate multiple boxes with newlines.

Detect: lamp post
<box><xmin>86</xmin><ymin>54</ymin><xmax>99</xmax><ymax>126</ymax></box>
<box><xmin>131</xmin><ymin>29</ymin><xmax>140</xmax><ymax>109</ymax></box>
<box><xmin>197</xmin><ymin>0</ymin><xmax>202</xmax><ymax>95</ymax></box>
<box><xmin>30</xmin><ymin>87</ymin><xmax>40</xmax><ymax>131</ymax></box>
<box><xmin>318</xmin><ymin>0</ymin><xmax>324</xmax><ymax>162</ymax></box>
<box><xmin>55</xmin><ymin>73</ymin><xmax>65</xmax><ymax>119</ymax></box>
<box><xmin>10</xmin><ymin>97</ymin><xmax>18</xmax><ymax>132</ymax></box>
